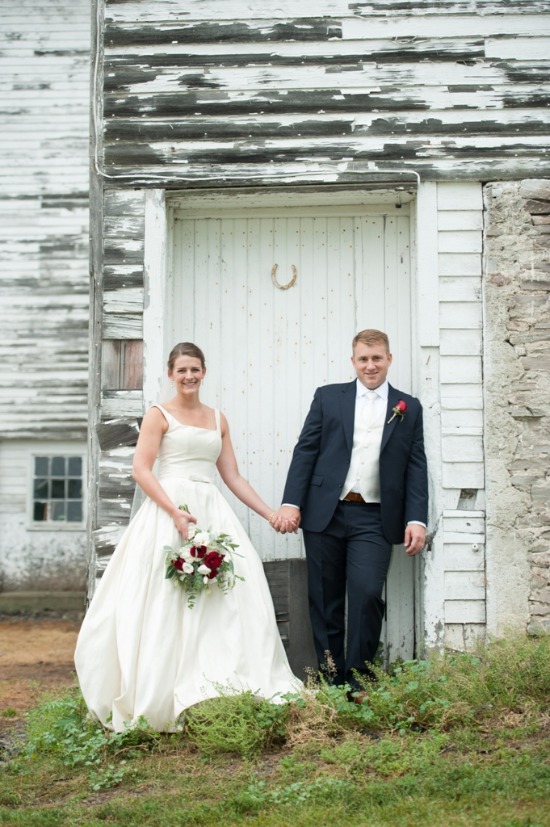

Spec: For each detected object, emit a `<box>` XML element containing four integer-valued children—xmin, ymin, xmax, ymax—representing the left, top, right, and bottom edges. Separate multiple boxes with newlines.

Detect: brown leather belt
<box><xmin>342</xmin><ymin>491</ymin><xmax>366</xmax><ymax>503</ymax></box>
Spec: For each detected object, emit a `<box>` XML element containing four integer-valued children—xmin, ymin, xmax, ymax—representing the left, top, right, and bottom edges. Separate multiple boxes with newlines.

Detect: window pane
<box><xmin>51</xmin><ymin>502</ymin><xmax>66</xmax><ymax>521</ymax></box>
<box><xmin>67</xmin><ymin>501</ymin><xmax>83</xmax><ymax>522</ymax></box>
<box><xmin>51</xmin><ymin>480</ymin><xmax>66</xmax><ymax>499</ymax></box>
<box><xmin>51</xmin><ymin>456</ymin><xmax>66</xmax><ymax>476</ymax></box>
<box><xmin>32</xmin><ymin>453</ymin><xmax>84</xmax><ymax>525</ymax></box>
<box><xmin>34</xmin><ymin>502</ymin><xmax>48</xmax><ymax>521</ymax></box>
<box><xmin>33</xmin><ymin>479</ymin><xmax>48</xmax><ymax>498</ymax></box>
<box><xmin>68</xmin><ymin>457</ymin><xmax>82</xmax><ymax>476</ymax></box>
<box><xmin>68</xmin><ymin>479</ymin><xmax>82</xmax><ymax>498</ymax></box>
<box><xmin>35</xmin><ymin>457</ymin><xmax>49</xmax><ymax>476</ymax></box>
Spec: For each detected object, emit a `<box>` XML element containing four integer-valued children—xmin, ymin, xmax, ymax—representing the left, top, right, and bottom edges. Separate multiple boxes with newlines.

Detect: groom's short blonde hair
<box><xmin>352</xmin><ymin>329</ymin><xmax>390</xmax><ymax>353</ymax></box>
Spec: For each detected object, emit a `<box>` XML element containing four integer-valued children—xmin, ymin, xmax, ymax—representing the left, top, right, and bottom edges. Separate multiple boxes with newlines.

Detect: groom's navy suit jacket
<box><xmin>282</xmin><ymin>381</ymin><xmax>428</xmax><ymax>545</ymax></box>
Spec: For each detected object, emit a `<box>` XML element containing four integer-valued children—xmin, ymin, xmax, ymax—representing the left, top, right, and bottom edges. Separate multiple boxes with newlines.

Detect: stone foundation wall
<box><xmin>484</xmin><ymin>179</ymin><xmax>550</xmax><ymax>635</ymax></box>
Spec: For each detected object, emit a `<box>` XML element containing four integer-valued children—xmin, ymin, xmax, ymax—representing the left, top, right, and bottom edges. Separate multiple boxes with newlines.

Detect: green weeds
<box><xmin>234</xmin><ymin>775</ymin><xmax>351</xmax><ymax>809</ymax></box>
<box><xmin>183</xmin><ymin>690</ymin><xmax>289</xmax><ymax>757</ymax></box>
<box><xmin>0</xmin><ymin>633</ymin><xmax>548</xmax><ymax>826</ymax></box>
<box><xmin>21</xmin><ymin>689</ymin><xmax>162</xmax><ymax>790</ymax></box>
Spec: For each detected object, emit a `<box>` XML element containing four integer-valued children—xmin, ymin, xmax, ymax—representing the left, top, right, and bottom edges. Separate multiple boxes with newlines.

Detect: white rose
<box><xmin>183</xmin><ymin>562</ymin><xmax>194</xmax><ymax>574</ymax></box>
<box><xmin>193</xmin><ymin>531</ymin><xmax>211</xmax><ymax>547</ymax></box>
<box><xmin>197</xmin><ymin>564</ymin><xmax>210</xmax><ymax>576</ymax></box>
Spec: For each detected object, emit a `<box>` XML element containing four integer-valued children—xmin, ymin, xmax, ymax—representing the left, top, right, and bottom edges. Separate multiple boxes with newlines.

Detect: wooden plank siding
<box><xmin>94</xmin><ymin>0</ymin><xmax>550</xmax><ymax>187</ymax></box>
<box><xmin>0</xmin><ymin>440</ymin><xmax>88</xmax><ymax>591</ymax></box>
<box><xmin>437</xmin><ymin>183</ymin><xmax>487</xmax><ymax>643</ymax></box>
<box><xmin>88</xmin><ymin>186</ymin><xmax>147</xmax><ymax>577</ymax></box>
<box><xmin>0</xmin><ymin>1</ymin><xmax>90</xmax><ymax>593</ymax></box>
<box><xmin>0</xmin><ymin>1</ymin><xmax>90</xmax><ymax>440</ymax></box>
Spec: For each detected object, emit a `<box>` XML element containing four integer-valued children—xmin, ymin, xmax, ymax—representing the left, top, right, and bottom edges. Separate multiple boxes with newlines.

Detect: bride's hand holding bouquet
<box><xmin>165</xmin><ymin>505</ymin><xmax>243</xmax><ymax>608</ymax></box>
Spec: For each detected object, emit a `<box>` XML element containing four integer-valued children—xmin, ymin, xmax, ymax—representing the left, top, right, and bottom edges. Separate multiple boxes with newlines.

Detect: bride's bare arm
<box><xmin>132</xmin><ymin>407</ymin><xmax>197</xmax><ymax>537</ymax></box>
<box><xmin>216</xmin><ymin>413</ymin><xmax>274</xmax><ymax>523</ymax></box>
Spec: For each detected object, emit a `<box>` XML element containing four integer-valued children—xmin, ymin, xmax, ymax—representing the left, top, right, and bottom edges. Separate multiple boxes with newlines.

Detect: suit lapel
<box><xmin>381</xmin><ymin>384</ymin><xmax>401</xmax><ymax>452</ymax></box>
<box><xmin>339</xmin><ymin>381</ymin><xmax>356</xmax><ymax>454</ymax></box>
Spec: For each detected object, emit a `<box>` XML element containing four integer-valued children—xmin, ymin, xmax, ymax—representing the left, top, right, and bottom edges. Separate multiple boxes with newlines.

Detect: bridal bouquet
<box><xmin>164</xmin><ymin>506</ymin><xmax>243</xmax><ymax>608</ymax></box>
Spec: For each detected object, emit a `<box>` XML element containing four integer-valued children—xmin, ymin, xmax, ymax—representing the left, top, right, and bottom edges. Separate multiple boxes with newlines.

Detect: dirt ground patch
<box><xmin>0</xmin><ymin>616</ymin><xmax>81</xmax><ymax>742</ymax></box>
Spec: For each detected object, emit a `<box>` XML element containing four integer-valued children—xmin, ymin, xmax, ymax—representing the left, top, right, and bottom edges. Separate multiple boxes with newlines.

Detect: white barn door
<box><xmin>167</xmin><ymin>196</ymin><xmax>415</xmax><ymax>659</ymax></box>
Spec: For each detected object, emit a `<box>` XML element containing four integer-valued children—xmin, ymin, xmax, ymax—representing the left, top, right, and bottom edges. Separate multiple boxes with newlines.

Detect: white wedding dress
<box><xmin>74</xmin><ymin>405</ymin><xmax>302</xmax><ymax>732</ymax></box>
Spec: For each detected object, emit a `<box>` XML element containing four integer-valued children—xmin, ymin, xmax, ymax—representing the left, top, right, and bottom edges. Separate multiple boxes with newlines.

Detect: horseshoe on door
<box><xmin>271</xmin><ymin>263</ymin><xmax>298</xmax><ymax>291</ymax></box>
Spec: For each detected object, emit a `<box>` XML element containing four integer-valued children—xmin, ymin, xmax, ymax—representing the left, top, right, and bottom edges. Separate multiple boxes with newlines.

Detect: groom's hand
<box><xmin>270</xmin><ymin>506</ymin><xmax>301</xmax><ymax>534</ymax></box>
<box><xmin>404</xmin><ymin>523</ymin><xmax>426</xmax><ymax>556</ymax></box>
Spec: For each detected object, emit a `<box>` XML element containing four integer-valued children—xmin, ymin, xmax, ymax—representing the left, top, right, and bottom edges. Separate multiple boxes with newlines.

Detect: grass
<box><xmin>0</xmin><ymin>633</ymin><xmax>548</xmax><ymax>827</ymax></box>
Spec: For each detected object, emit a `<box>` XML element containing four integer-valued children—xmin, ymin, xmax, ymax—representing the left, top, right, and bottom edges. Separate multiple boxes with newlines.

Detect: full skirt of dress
<box><xmin>74</xmin><ymin>475</ymin><xmax>302</xmax><ymax>732</ymax></box>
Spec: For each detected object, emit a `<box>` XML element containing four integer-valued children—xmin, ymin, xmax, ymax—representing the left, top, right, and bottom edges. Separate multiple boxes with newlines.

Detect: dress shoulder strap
<box><xmin>214</xmin><ymin>408</ymin><xmax>221</xmax><ymax>433</ymax></box>
<box><xmin>151</xmin><ymin>403</ymin><xmax>172</xmax><ymax>424</ymax></box>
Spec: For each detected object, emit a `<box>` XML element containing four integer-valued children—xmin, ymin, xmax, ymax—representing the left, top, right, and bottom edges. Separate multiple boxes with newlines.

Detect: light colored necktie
<box><xmin>364</xmin><ymin>391</ymin><xmax>377</xmax><ymax>428</ymax></box>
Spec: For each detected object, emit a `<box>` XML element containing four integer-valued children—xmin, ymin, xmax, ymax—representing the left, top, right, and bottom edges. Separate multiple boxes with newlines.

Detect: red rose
<box><xmin>173</xmin><ymin>557</ymin><xmax>184</xmax><ymax>571</ymax></box>
<box><xmin>190</xmin><ymin>545</ymin><xmax>207</xmax><ymax>558</ymax></box>
<box><xmin>204</xmin><ymin>550</ymin><xmax>224</xmax><ymax>577</ymax></box>
<box><xmin>387</xmin><ymin>400</ymin><xmax>408</xmax><ymax>424</ymax></box>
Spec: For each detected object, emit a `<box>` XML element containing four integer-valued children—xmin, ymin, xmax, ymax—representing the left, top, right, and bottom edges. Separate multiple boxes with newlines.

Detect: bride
<box><xmin>74</xmin><ymin>342</ymin><xmax>302</xmax><ymax>732</ymax></box>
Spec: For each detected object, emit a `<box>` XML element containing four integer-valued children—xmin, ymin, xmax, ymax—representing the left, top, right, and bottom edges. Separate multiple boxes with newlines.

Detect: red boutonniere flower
<box><xmin>387</xmin><ymin>400</ymin><xmax>407</xmax><ymax>424</ymax></box>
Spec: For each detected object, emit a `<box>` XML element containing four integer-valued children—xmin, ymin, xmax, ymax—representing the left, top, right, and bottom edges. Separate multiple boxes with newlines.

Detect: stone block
<box><xmin>524</xmin><ymin>200</ymin><xmax>550</xmax><ymax>215</ymax></box>
<box><xmin>509</xmin><ymin>331</ymin><xmax>550</xmax><ymax>345</ymax></box>
<box><xmin>521</xmin><ymin>278</ymin><xmax>550</xmax><ymax>291</ymax></box>
<box><xmin>528</xmin><ymin>617</ymin><xmax>550</xmax><ymax>633</ymax></box>
<box><xmin>506</xmin><ymin>320</ymin><xmax>530</xmax><ymax>333</ymax></box>
<box><xmin>530</xmin><ymin>570</ymin><xmax>550</xmax><ymax>590</ymax></box>
<box><xmin>509</xmin><ymin>475</ymin><xmax>539</xmax><ymax>491</ymax></box>
<box><xmin>519</xmin><ymin>180</ymin><xmax>550</xmax><ymax>201</ymax></box>
<box><xmin>520</xmin><ymin>354</ymin><xmax>550</xmax><ymax>371</ymax></box>
<box><xmin>529</xmin><ymin>597</ymin><xmax>550</xmax><ymax>613</ymax></box>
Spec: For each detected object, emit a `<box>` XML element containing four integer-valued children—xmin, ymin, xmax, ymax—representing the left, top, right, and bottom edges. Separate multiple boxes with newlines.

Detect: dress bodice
<box><xmin>154</xmin><ymin>405</ymin><xmax>222</xmax><ymax>482</ymax></box>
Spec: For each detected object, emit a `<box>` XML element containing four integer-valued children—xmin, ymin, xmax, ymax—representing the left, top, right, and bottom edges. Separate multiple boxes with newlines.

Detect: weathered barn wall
<box><xmin>484</xmin><ymin>178</ymin><xmax>550</xmax><ymax>635</ymax></box>
<box><xmin>0</xmin><ymin>441</ymin><xmax>87</xmax><ymax>592</ymax></box>
<box><xmin>0</xmin><ymin>0</ymin><xmax>90</xmax><ymax>439</ymax></box>
<box><xmin>96</xmin><ymin>0</ymin><xmax>550</xmax><ymax>186</ymax></box>
<box><xmin>0</xmin><ymin>1</ymin><xmax>90</xmax><ymax>592</ymax></box>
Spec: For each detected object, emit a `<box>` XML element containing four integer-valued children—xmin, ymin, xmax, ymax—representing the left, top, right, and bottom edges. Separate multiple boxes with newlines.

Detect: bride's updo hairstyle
<box><xmin>167</xmin><ymin>342</ymin><xmax>206</xmax><ymax>371</ymax></box>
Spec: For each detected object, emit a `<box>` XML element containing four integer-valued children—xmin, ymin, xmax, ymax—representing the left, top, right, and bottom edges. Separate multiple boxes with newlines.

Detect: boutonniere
<box><xmin>387</xmin><ymin>400</ymin><xmax>407</xmax><ymax>424</ymax></box>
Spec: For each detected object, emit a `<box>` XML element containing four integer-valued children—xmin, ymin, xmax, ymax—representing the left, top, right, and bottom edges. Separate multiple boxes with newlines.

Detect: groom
<box><xmin>272</xmin><ymin>329</ymin><xmax>428</xmax><ymax>689</ymax></box>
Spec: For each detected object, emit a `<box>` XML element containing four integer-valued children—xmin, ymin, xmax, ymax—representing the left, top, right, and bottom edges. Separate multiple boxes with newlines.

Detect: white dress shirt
<box><xmin>340</xmin><ymin>379</ymin><xmax>388</xmax><ymax>502</ymax></box>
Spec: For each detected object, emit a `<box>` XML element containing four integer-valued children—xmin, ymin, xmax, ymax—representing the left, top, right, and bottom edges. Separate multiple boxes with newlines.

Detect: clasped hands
<box><xmin>269</xmin><ymin>505</ymin><xmax>301</xmax><ymax>535</ymax></box>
